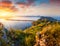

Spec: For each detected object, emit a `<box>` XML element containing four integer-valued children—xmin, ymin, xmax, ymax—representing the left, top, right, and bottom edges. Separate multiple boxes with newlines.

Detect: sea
<box><xmin>0</xmin><ymin>16</ymin><xmax>60</xmax><ymax>30</ymax></box>
<box><xmin>0</xmin><ymin>17</ymin><xmax>40</xmax><ymax>30</ymax></box>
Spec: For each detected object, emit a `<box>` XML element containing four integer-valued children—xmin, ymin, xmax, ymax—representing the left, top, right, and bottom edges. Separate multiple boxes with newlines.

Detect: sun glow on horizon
<box><xmin>0</xmin><ymin>7</ymin><xmax>14</xmax><ymax>18</ymax></box>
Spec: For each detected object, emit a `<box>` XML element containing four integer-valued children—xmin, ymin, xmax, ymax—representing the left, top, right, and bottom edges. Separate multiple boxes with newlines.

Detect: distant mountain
<box><xmin>40</xmin><ymin>16</ymin><xmax>58</xmax><ymax>21</ymax></box>
<box><xmin>16</xmin><ymin>16</ymin><xmax>60</xmax><ymax>21</ymax></box>
<box><xmin>52</xmin><ymin>16</ymin><xmax>60</xmax><ymax>21</ymax></box>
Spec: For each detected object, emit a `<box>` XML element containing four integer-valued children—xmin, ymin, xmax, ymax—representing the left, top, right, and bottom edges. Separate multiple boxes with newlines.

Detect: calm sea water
<box><xmin>0</xmin><ymin>16</ymin><xmax>60</xmax><ymax>30</ymax></box>
<box><xmin>0</xmin><ymin>17</ymin><xmax>40</xmax><ymax>30</ymax></box>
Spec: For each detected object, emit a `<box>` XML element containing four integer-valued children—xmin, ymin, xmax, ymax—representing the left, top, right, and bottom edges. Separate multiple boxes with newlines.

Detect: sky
<box><xmin>0</xmin><ymin>0</ymin><xmax>60</xmax><ymax>16</ymax></box>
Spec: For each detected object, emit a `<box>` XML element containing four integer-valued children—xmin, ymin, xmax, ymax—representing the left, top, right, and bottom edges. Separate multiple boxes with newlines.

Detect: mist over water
<box><xmin>1</xmin><ymin>21</ymin><xmax>32</xmax><ymax>30</ymax></box>
<box><xmin>0</xmin><ymin>17</ymin><xmax>40</xmax><ymax>30</ymax></box>
<box><xmin>0</xmin><ymin>16</ymin><xmax>59</xmax><ymax>30</ymax></box>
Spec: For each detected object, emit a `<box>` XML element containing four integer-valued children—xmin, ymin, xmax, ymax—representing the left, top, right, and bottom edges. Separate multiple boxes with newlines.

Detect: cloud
<box><xmin>27</xmin><ymin>0</ymin><xmax>36</xmax><ymax>5</ymax></box>
<box><xmin>12</xmin><ymin>4</ymin><xmax>60</xmax><ymax>16</ymax></box>
<box><xmin>0</xmin><ymin>0</ymin><xmax>60</xmax><ymax>16</ymax></box>
<box><xmin>50</xmin><ymin>0</ymin><xmax>60</xmax><ymax>2</ymax></box>
<box><xmin>0</xmin><ymin>1</ymin><xmax>12</xmax><ymax>8</ymax></box>
<box><xmin>50</xmin><ymin>0</ymin><xmax>60</xmax><ymax>4</ymax></box>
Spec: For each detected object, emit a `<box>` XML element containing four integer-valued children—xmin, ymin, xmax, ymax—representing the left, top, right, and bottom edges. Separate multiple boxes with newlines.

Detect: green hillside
<box><xmin>0</xmin><ymin>18</ymin><xmax>60</xmax><ymax>46</ymax></box>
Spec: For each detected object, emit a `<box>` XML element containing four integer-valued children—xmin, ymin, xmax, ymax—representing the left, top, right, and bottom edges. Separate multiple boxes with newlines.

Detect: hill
<box><xmin>0</xmin><ymin>17</ymin><xmax>60</xmax><ymax>46</ymax></box>
<box><xmin>24</xmin><ymin>17</ymin><xmax>60</xmax><ymax>46</ymax></box>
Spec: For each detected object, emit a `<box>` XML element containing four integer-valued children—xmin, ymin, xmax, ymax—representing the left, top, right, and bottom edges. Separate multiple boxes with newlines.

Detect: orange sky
<box><xmin>0</xmin><ymin>1</ymin><xmax>60</xmax><ymax>16</ymax></box>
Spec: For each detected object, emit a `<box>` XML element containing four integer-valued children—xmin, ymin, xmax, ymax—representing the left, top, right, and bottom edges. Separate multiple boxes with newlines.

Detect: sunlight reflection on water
<box><xmin>0</xmin><ymin>17</ymin><xmax>40</xmax><ymax>30</ymax></box>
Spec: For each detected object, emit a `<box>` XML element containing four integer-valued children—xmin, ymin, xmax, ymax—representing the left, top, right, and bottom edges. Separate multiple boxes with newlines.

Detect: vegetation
<box><xmin>0</xmin><ymin>18</ymin><xmax>60</xmax><ymax>46</ymax></box>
